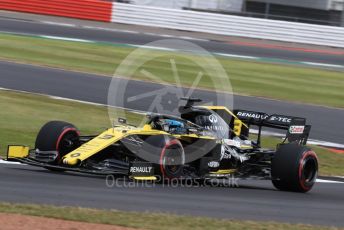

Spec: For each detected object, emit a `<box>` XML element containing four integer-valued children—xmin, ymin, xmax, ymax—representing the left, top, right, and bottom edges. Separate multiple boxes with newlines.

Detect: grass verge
<box><xmin>0</xmin><ymin>90</ymin><xmax>141</xmax><ymax>156</ymax></box>
<box><xmin>0</xmin><ymin>202</ymin><xmax>342</xmax><ymax>230</ymax></box>
<box><xmin>0</xmin><ymin>33</ymin><xmax>343</xmax><ymax>108</ymax></box>
<box><xmin>0</xmin><ymin>89</ymin><xmax>343</xmax><ymax>176</ymax></box>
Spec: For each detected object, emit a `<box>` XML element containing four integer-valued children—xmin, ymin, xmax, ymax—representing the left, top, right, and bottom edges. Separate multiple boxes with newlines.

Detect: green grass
<box><xmin>0</xmin><ymin>202</ymin><xmax>342</xmax><ymax>230</ymax></box>
<box><xmin>0</xmin><ymin>90</ymin><xmax>343</xmax><ymax>176</ymax></box>
<box><xmin>0</xmin><ymin>90</ymin><xmax>141</xmax><ymax>155</ymax></box>
<box><xmin>0</xmin><ymin>33</ymin><xmax>343</xmax><ymax>108</ymax></box>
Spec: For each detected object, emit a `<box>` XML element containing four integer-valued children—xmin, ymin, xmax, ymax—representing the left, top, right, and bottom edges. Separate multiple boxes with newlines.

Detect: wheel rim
<box><xmin>302</xmin><ymin>156</ymin><xmax>317</xmax><ymax>184</ymax></box>
<box><xmin>56</xmin><ymin>129</ymin><xmax>79</xmax><ymax>160</ymax></box>
<box><xmin>163</xmin><ymin>146</ymin><xmax>184</xmax><ymax>176</ymax></box>
<box><xmin>160</xmin><ymin>140</ymin><xmax>185</xmax><ymax>178</ymax></box>
<box><xmin>299</xmin><ymin>151</ymin><xmax>318</xmax><ymax>191</ymax></box>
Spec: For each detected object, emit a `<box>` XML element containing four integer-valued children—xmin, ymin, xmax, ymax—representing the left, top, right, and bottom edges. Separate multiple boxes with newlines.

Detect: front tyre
<box><xmin>271</xmin><ymin>143</ymin><xmax>318</xmax><ymax>193</ymax></box>
<box><xmin>35</xmin><ymin>121</ymin><xmax>80</xmax><ymax>166</ymax></box>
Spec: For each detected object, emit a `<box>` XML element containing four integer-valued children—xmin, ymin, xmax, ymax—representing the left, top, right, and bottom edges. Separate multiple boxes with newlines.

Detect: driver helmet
<box><xmin>163</xmin><ymin>119</ymin><xmax>185</xmax><ymax>133</ymax></box>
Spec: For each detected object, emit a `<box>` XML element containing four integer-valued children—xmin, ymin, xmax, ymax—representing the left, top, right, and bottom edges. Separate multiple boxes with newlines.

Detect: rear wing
<box><xmin>234</xmin><ymin>110</ymin><xmax>311</xmax><ymax>146</ymax></box>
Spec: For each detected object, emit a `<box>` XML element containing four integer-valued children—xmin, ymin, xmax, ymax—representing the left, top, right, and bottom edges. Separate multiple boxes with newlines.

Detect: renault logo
<box><xmin>71</xmin><ymin>153</ymin><xmax>81</xmax><ymax>158</ymax></box>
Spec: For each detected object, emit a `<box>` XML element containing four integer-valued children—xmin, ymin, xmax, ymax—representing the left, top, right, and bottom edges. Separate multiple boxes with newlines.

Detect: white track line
<box><xmin>40</xmin><ymin>36</ymin><xmax>94</xmax><ymax>43</ymax></box>
<box><xmin>178</xmin><ymin>36</ymin><xmax>210</xmax><ymax>42</ymax></box>
<box><xmin>307</xmin><ymin>140</ymin><xmax>344</xmax><ymax>149</ymax></box>
<box><xmin>215</xmin><ymin>53</ymin><xmax>258</xmax><ymax>59</ymax></box>
<box><xmin>82</xmin><ymin>26</ymin><xmax>120</xmax><ymax>32</ymax></box>
<box><xmin>129</xmin><ymin>44</ymin><xmax>177</xmax><ymax>51</ymax></box>
<box><xmin>49</xmin><ymin>96</ymin><xmax>146</xmax><ymax>115</ymax></box>
<box><xmin>316</xmin><ymin>179</ymin><xmax>344</xmax><ymax>184</ymax></box>
<box><xmin>302</xmin><ymin>62</ymin><xmax>344</xmax><ymax>68</ymax></box>
<box><xmin>41</xmin><ymin>21</ymin><xmax>76</xmax><ymax>27</ymax></box>
<box><xmin>0</xmin><ymin>159</ymin><xmax>23</xmax><ymax>165</ymax></box>
<box><xmin>159</xmin><ymin>34</ymin><xmax>175</xmax><ymax>38</ymax></box>
<box><xmin>0</xmin><ymin>87</ymin><xmax>146</xmax><ymax>115</ymax></box>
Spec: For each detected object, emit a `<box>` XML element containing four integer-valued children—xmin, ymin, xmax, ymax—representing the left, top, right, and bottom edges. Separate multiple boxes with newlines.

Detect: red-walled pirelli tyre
<box><xmin>139</xmin><ymin>135</ymin><xmax>185</xmax><ymax>180</ymax></box>
<box><xmin>271</xmin><ymin>143</ymin><xmax>318</xmax><ymax>193</ymax></box>
<box><xmin>159</xmin><ymin>138</ymin><xmax>185</xmax><ymax>179</ymax></box>
<box><xmin>35</xmin><ymin>121</ymin><xmax>80</xmax><ymax>166</ymax></box>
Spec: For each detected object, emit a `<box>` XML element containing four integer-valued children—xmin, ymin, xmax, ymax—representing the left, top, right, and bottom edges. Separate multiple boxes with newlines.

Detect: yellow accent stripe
<box><xmin>210</xmin><ymin>169</ymin><xmax>236</xmax><ymax>174</ymax></box>
<box><xmin>132</xmin><ymin>176</ymin><xmax>157</xmax><ymax>180</ymax></box>
<box><xmin>173</xmin><ymin>134</ymin><xmax>215</xmax><ymax>140</ymax></box>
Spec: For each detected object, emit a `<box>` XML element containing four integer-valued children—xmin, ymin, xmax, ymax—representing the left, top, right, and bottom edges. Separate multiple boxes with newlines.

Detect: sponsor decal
<box><xmin>236</xmin><ymin>112</ymin><xmax>292</xmax><ymax>124</ymax></box>
<box><xmin>208</xmin><ymin>114</ymin><xmax>218</xmax><ymax>123</ymax></box>
<box><xmin>98</xmin><ymin>134</ymin><xmax>114</xmax><ymax>139</ymax></box>
<box><xmin>130</xmin><ymin>166</ymin><xmax>153</xmax><ymax>173</ymax></box>
<box><xmin>204</xmin><ymin>125</ymin><xmax>225</xmax><ymax>131</ymax></box>
<box><xmin>268</xmin><ymin>116</ymin><xmax>291</xmax><ymax>123</ymax></box>
<box><xmin>124</xmin><ymin>136</ymin><xmax>143</xmax><ymax>145</ymax></box>
<box><xmin>130</xmin><ymin>162</ymin><xmax>154</xmax><ymax>176</ymax></box>
<box><xmin>289</xmin><ymin>125</ymin><xmax>305</xmax><ymax>134</ymax></box>
<box><xmin>208</xmin><ymin>161</ymin><xmax>220</xmax><ymax>168</ymax></box>
<box><xmin>70</xmin><ymin>153</ymin><xmax>81</xmax><ymax>157</ymax></box>
<box><xmin>236</xmin><ymin>111</ymin><xmax>268</xmax><ymax>120</ymax></box>
<box><xmin>223</xmin><ymin>139</ymin><xmax>241</xmax><ymax>148</ymax></box>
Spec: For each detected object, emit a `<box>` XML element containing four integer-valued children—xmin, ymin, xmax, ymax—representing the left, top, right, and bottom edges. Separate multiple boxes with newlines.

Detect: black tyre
<box><xmin>139</xmin><ymin>135</ymin><xmax>185</xmax><ymax>179</ymax></box>
<box><xmin>35</xmin><ymin>121</ymin><xmax>80</xmax><ymax>165</ymax></box>
<box><xmin>159</xmin><ymin>138</ymin><xmax>185</xmax><ymax>179</ymax></box>
<box><xmin>271</xmin><ymin>143</ymin><xmax>318</xmax><ymax>193</ymax></box>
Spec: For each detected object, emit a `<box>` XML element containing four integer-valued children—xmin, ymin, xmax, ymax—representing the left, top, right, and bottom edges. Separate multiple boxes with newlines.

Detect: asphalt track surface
<box><xmin>0</xmin><ymin>17</ymin><xmax>344</xmax><ymax>66</ymax></box>
<box><xmin>0</xmin><ymin>61</ymin><xmax>343</xmax><ymax>144</ymax></box>
<box><xmin>0</xmin><ymin>162</ymin><xmax>343</xmax><ymax>227</ymax></box>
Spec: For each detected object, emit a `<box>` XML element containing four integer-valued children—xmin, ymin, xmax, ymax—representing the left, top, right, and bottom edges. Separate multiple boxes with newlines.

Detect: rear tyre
<box><xmin>35</xmin><ymin>121</ymin><xmax>80</xmax><ymax>168</ymax></box>
<box><xmin>271</xmin><ymin>143</ymin><xmax>318</xmax><ymax>193</ymax></box>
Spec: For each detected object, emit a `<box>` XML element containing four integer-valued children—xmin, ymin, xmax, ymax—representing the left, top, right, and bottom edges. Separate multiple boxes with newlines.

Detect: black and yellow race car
<box><xmin>6</xmin><ymin>98</ymin><xmax>318</xmax><ymax>192</ymax></box>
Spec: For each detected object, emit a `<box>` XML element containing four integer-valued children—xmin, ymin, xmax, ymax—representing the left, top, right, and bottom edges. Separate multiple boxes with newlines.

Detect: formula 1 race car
<box><xmin>7</xmin><ymin>98</ymin><xmax>318</xmax><ymax>192</ymax></box>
